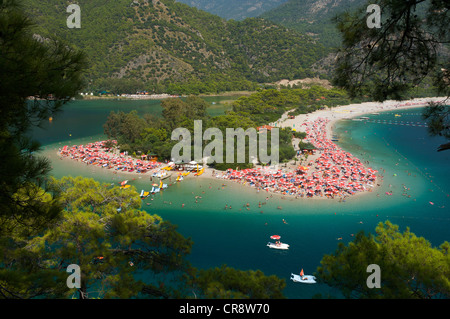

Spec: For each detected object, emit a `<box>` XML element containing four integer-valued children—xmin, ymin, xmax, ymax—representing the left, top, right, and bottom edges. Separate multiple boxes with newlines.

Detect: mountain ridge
<box><xmin>260</xmin><ymin>0</ymin><xmax>361</xmax><ymax>48</ymax></box>
<box><xmin>25</xmin><ymin>0</ymin><xmax>327</xmax><ymax>94</ymax></box>
<box><xmin>176</xmin><ymin>0</ymin><xmax>289</xmax><ymax>20</ymax></box>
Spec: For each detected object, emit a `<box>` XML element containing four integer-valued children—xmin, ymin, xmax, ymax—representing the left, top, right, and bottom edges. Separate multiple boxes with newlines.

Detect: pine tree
<box><xmin>332</xmin><ymin>0</ymin><xmax>449</xmax><ymax>150</ymax></box>
<box><xmin>317</xmin><ymin>221</ymin><xmax>450</xmax><ymax>299</ymax></box>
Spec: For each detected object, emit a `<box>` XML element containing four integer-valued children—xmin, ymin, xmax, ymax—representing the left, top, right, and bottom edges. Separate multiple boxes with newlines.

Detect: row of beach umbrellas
<box><xmin>60</xmin><ymin>140</ymin><xmax>163</xmax><ymax>173</ymax></box>
<box><xmin>222</xmin><ymin>118</ymin><xmax>378</xmax><ymax>197</ymax></box>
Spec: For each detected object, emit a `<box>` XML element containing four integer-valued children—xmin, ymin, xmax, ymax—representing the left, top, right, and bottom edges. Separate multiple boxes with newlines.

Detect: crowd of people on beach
<box><xmin>58</xmin><ymin>118</ymin><xmax>379</xmax><ymax>199</ymax></box>
<box><xmin>59</xmin><ymin>140</ymin><xmax>164</xmax><ymax>173</ymax></box>
<box><xmin>215</xmin><ymin>118</ymin><xmax>378</xmax><ymax>199</ymax></box>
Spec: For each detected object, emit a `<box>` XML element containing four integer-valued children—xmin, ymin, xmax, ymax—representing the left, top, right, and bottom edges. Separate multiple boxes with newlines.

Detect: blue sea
<box><xmin>36</xmin><ymin>100</ymin><xmax>450</xmax><ymax>299</ymax></box>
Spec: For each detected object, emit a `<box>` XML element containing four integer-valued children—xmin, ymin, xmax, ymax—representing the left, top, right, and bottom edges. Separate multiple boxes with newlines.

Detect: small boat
<box><xmin>160</xmin><ymin>172</ymin><xmax>171</xmax><ymax>179</ymax></box>
<box><xmin>151</xmin><ymin>186</ymin><xmax>160</xmax><ymax>193</ymax></box>
<box><xmin>267</xmin><ymin>242</ymin><xmax>290</xmax><ymax>250</ymax></box>
<box><xmin>152</xmin><ymin>170</ymin><xmax>171</xmax><ymax>180</ymax></box>
<box><xmin>158</xmin><ymin>180</ymin><xmax>168</xmax><ymax>189</ymax></box>
<box><xmin>140</xmin><ymin>190</ymin><xmax>150</xmax><ymax>198</ymax></box>
<box><xmin>120</xmin><ymin>185</ymin><xmax>131</xmax><ymax>189</ymax></box>
<box><xmin>290</xmin><ymin>269</ymin><xmax>316</xmax><ymax>284</ymax></box>
<box><xmin>267</xmin><ymin>235</ymin><xmax>289</xmax><ymax>250</ymax></box>
<box><xmin>195</xmin><ymin>168</ymin><xmax>205</xmax><ymax>176</ymax></box>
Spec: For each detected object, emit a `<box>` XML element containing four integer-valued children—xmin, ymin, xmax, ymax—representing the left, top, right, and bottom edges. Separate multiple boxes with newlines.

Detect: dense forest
<box><xmin>24</xmin><ymin>0</ymin><xmax>327</xmax><ymax>95</ymax></box>
<box><xmin>260</xmin><ymin>0</ymin><xmax>361</xmax><ymax>49</ymax></box>
<box><xmin>176</xmin><ymin>0</ymin><xmax>289</xmax><ymax>20</ymax></box>
<box><xmin>231</xmin><ymin>85</ymin><xmax>354</xmax><ymax>124</ymax></box>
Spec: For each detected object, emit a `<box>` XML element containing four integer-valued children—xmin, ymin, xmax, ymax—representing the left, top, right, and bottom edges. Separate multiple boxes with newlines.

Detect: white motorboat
<box><xmin>267</xmin><ymin>235</ymin><xmax>289</xmax><ymax>250</ymax></box>
<box><xmin>290</xmin><ymin>274</ymin><xmax>316</xmax><ymax>284</ymax></box>
<box><xmin>267</xmin><ymin>242</ymin><xmax>289</xmax><ymax>250</ymax></box>
<box><xmin>290</xmin><ymin>269</ymin><xmax>316</xmax><ymax>284</ymax></box>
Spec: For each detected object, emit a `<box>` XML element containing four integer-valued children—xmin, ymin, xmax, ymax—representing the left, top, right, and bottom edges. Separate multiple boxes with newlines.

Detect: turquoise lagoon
<box><xmin>36</xmin><ymin>100</ymin><xmax>450</xmax><ymax>299</ymax></box>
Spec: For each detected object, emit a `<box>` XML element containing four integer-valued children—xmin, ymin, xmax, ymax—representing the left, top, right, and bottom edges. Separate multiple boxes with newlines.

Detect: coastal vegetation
<box><xmin>2</xmin><ymin>0</ymin><xmax>448</xmax><ymax>301</ymax></box>
<box><xmin>0</xmin><ymin>0</ymin><xmax>86</xmax><ymax>241</ymax></box>
<box><xmin>317</xmin><ymin>221</ymin><xmax>450</xmax><ymax>299</ymax></box>
<box><xmin>333</xmin><ymin>0</ymin><xmax>449</xmax><ymax>102</ymax></box>
<box><xmin>331</xmin><ymin>0</ymin><xmax>449</xmax><ymax>150</ymax></box>
<box><xmin>0</xmin><ymin>0</ymin><xmax>287</xmax><ymax>299</ymax></box>
<box><xmin>102</xmin><ymin>86</ymin><xmax>353</xmax><ymax>169</ymax></box>
<box><xmin>103</xmin><ymin>98</ymin><xmax>291</xmax><ymax>170</ymax></box>
<box><xmin>192</xmin><ymin>265</ymin><xmax>286</xmax><ymax>299</ymax></box>
<box><xmin>1</xmin><ymin>176</ymin><xmax>287</xmax><ymax>299</ymax></box>
<box><xmin>231</xmin><ymin>86</ymin><xmax>353</xmax><ymax>125</ymax></box>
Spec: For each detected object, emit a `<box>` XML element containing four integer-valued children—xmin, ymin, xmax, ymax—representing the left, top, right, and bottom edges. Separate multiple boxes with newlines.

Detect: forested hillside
<box><xmin>260</xmin><ymin>0</ymin><xmax>360</xmax><ymax>48</ymax></box>
<box><xmin>261</xmin><ymin>0</ymin><xmax>447</xmax><ymax>91</ymax></box>
<box><xmin>24</xmin><ymin>0</ymin><xmax>326</xmax><ymax>94</ymax></box>
<box><xmin>176</xmin><ymin>0</ymin><xmax>288</xmax><ymax>20</ymax></box>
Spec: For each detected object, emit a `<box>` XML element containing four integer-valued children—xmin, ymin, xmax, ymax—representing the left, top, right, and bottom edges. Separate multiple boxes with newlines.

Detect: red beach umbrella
<box><xmin>270</xmin><ymin>235</ymin><xmax>281</xmax><ymax>240</ymax></box>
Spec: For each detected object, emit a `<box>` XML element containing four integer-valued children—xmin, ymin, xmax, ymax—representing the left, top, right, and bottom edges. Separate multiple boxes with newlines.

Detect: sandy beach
<box><xmin>274</xmin><ymin>96</ymin><xmax>447</xmax><ymax>172</ymax></box>
<box><xmin>277</xmin><ymin>97</ymin><xmax>446</xmax><ymax>138</ymax></box>
<box><xmin>211</xmin><ymin>97</ymin><xmax>447</xmax><ymax>199</ymax></box>
<box><xmin>55</xmin><ymin>97</ymin><xmax>447</xmax><ymax>200</ymax></box>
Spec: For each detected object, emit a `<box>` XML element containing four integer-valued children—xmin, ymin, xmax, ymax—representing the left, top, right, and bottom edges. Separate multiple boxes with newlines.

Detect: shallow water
<box><xmin>37</xmin><ymin>102</ymin><xmax>450</xmax><ymax>299</ymax></box>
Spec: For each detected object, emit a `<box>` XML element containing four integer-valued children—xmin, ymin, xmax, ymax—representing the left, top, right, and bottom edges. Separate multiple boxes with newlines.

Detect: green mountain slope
<box><xmin>260</xmin><ymin>0</ymin><xmax>361</xmax><ymax>48</ymax></box>
<box><xmin>176</xmin><ymin>0</ymin><xmax>289</xmax><ymax>20</ymax></box>
<box><xmin>24</xmin><ymin>0</ymin><xmax>326</xmax><ymax>94</ymax></box>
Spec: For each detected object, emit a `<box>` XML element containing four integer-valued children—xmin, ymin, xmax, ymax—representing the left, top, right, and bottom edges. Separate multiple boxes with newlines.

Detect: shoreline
<box><xmin>53</xmin><ymin>97</ymin><xmax>446</xmax><ymax>201</ymax></box>
<box><xmin>76</xmin><ymin>91</ymin><xmax>256</xmax><ymax>101</ymax></box>
<box><xmin>210</xmin><ymin>96</ymin><xmax>446</xmax><ymax>200</ymax></box>
<box><xmin>277</xmin><ymin>97</ymin><xmax>446</xmax><ymax>139</ymax></box>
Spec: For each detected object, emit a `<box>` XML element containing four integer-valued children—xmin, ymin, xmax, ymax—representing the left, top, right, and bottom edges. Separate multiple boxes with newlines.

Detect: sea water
<box><xmin>36</xmin><ymin>102</ymin><xmax>449</xmax><ymax>299</ymax></box>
